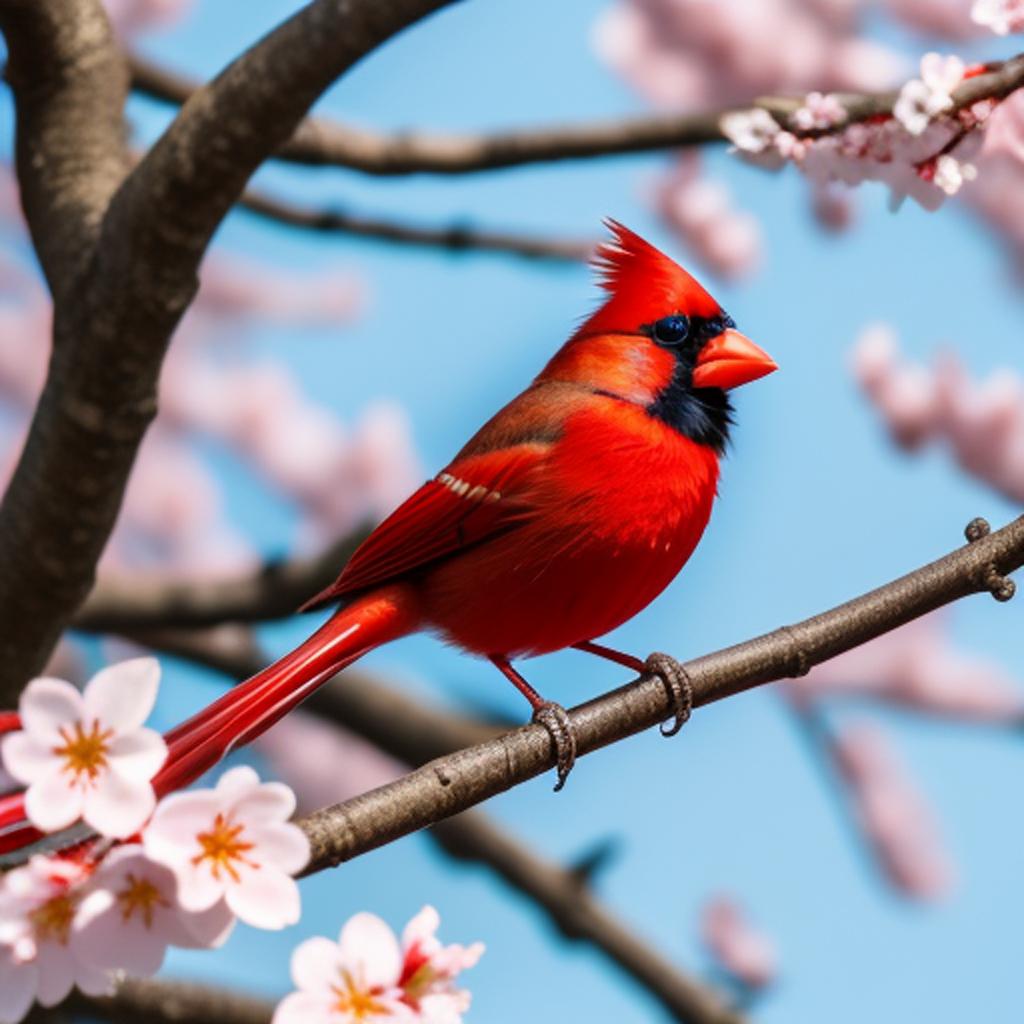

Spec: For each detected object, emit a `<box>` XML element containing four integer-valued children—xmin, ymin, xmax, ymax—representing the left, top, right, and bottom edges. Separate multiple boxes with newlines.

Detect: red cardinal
<box><xmin>0</xmin><ymin>222</ymin><xmax>774</xmax><ymax>848</ymax></box>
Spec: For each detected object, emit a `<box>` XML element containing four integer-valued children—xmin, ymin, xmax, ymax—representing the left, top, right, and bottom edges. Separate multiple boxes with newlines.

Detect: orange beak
<box><xmin>691</xmin><ymin>328</ymin><xmax>777</xmax><ymax>390</ymax></box>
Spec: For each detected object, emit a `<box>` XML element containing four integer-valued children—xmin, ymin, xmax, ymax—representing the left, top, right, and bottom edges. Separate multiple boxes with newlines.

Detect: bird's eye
<box><xmin>652</xmin><ymin>315</ymin><xmax>690</xmax><ymax>345</ymax></box>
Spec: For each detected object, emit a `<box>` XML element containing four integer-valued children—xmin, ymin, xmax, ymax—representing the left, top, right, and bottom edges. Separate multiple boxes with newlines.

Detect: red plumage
<box><xmin>0</xmin><ymin>223</ymin><xmax>777</xmax><ymax>846</ymax></box>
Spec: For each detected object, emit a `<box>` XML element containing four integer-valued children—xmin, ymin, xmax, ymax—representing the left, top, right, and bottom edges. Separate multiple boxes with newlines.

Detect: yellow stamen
<box><xmin>53</xmin><ymin>719</ymin><xmax>113</xmax><ymax>785</ymax></box>
<box><xmin>117</xmin><ymin>873</ymin><xmax>170</xmax><ymax>929</ymax></box>
<box><xmin>29</xmin><ymin>893</ymin><xmax>77</xmax><ymax>946</ymax></box>
<box><xmin>332</xmin><ymin>969</ymin><xmax>387</xmax><ymax>1019</ymax></box>
<box><xmin>191</xmin><ymin>812</ymin><xmax>256</xmax><ymax>883</ymax></box>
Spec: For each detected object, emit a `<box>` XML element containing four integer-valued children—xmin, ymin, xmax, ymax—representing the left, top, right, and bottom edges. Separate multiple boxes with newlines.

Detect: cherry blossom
<box><xmin>0</xmin><ymin>855</ymin><xmax>111</xmax><ymax>1019</ymax></box>
<box><xmin>273</xmin><ymin>906</ymin><xmax>483</xmax><ymax>1024</ymax></box>
<box><xmin>792</xmin><ymin>91</ymin><xmax>846</xmax><ymax>132</ymax></box>
<box><xmin>654</xmin><ymin>155</ymin><xmax>762</xmax><ymax>278</ymax></box>
<box><xmin>932</xmin><ymin>153</ymin><xmax>978</xmax><ymax>195</ymax></box>
<box><xmin>851</xmin><ymin>324</ymin><xmax>1024</xmax><ymax>502</ymax></box>
<box><xmin>972</xmin><ymin>0</ymin><xmax>1024</xmax><ymax>35</ymax></box>
<box><xmin>700</xmin><ymin>896</ymin><xmax>778</xmax><ymax>991</ymax></box>
<box><xmin>720</xmin><ymin>109</ymin><xmax>783</xmax><ymax>157</ymax></box>
<box><xmin>829</xmin><ymin>722</ymin><xmax>955</xmax><ymax>899</ymax></box>
<box><xmin>143</xmin><ymin>765</ymin><xmax>309</xmax><ymax>930</ymax></box>
<box><xmin>73</xmin><ymin>844</ymin><xmax>235</xmax><ymax>976</ymax></box>
<box><xmin>894</xmin><ymin>54</ymin><xmax>965</xmax><ymax>136</ymax></box>
<box><xmin>0</xmin><ymin>658</ymin><xmax>166</xmax><ymax>838</ymax></box>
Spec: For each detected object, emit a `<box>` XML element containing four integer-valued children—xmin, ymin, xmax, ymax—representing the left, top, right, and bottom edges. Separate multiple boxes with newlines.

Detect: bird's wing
<box><xmin>300</xmin><ymin>443</ymin><xmax>545</xmax><ymax>609</ymax></box>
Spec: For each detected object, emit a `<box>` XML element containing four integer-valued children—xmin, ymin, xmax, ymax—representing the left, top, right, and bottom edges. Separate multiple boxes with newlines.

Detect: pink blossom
<box><xmin>829</xmin><ymin>722</ymin><xmax>955</xmax><ymax>899</ymax></box>
<box><xmin>143</xmin><ymin>765</ymin><xmax>309</xmax><ymax>930</ymax></box>
<box><xmin>932</xmin><ymin>153</ymin><xmax>978</xmax><ymax>194</ymax></box>
<box><xmin>894</xmin><ymin>53</ymin><xmax>965</xmax><ymax>135</ymax></box>
<box><xmin>102</xmin><ymin>0</ymin><xmax>193</xmax><ymax>36</ymax></box>
<box><xmin>972</xmin><ymin>0</ymin><xmax>1024</xmax><ymax>34</ymax></box>
<box><xmin>0</xmin><ymin>855</ymin><xmax>111</xmax><ymax>1018</ymax></box>
<box><xmin>0</xmin><ymin>658</ymin><xmax>166</xmax><ymax>838</ymax></box>
<box><xmin>273</xmin><ymin>906</ymin><xmax>483</xmax><ymax>1024</ymax></box>
<box><xmin>852</xmin><ymin>325</ymin><xmax>1024</xmax><ymax>502</ymax></box>
<box><xmin>720</xmin><ymin>109</ymin><xmax>782</xmax><ymax>155</ymax></box>
<box><xmin>700</xmin><ymin>896</ymin><xmax>778</xmax><ymax>990</ymax></box>
<box><xmin>73</xmin><ymin>844</ymin><xmax>235</xmax><ymax>976</ymax></box>
<box><xmin>793</xmin><ymin>91</ymin><xmax>846</xmax><ymax>131</ymax></box>
<box><xmin>786</xmin><ymin>615</ymin><xmax>1024</xmax><ymax>722</ymax></box>
<box><xmin>654</xmin><ymin>157</ymin><xmax>762</xmax><ymax>279</ymax></box>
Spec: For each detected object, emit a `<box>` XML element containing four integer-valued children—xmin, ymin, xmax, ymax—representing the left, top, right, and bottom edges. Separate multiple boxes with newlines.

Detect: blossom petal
<box><xmin>106</xmin><ymin>728</ymin><xmax>167</xmax><ymax>781</ymax></box>
<box><xmin>248</xmin><ymin>822</ymin><xmax>310</xmax><ymax>876</ymax></box>
<box><xmin>34</xmin><ymin>943</ymin><xmax>76</xmax><ymax>1006</ymax></box>
<box><xmin>75</xmin><ymin>962</ymin><xmax>115</xmax><ymax>997</ymax></box>
<box><xmin>144</xmin><ymin>790</ymin><xmax>223</xmax><ymax>863</ymax></box>
<box><xmin>272</xmin><ymin>991</ymin><xmax>338</xmax><ymax>1024</ymax></box>
<box><xmin>84</xmin><ymin>657</ymin><xmax>160</xmax><ymax>733</ymax></box>
<box><xmin>402</xmin><ymin>904</ymin><xmax>440</xmax><ymax>950</ymax></box>
<box><xmin>232</xmin><ymin>780</ymin><xmax>296</xmax><ymax>822</ymax></box>
<box><xmin>19</xmin><ymin>678</ymin><xmax>83</xmax><ymax>738</ymax></box>
<box><xmin>0</xmin><ymin>955</ymin><xmax>36</xmax><ymax>1024</ymax></box>
<box><xmin>167</xmin><ymin>858</ymin><xmax>226</xmax><ymax>914</ymax></box>
<box><xmin>24</xmin><ymin>770</ymin><xmax>84</xmax><ymax>832</ymax></box>
<box><xmin>291</xmin><ymin>935</ymin><xmax>344</xmax><ymax>992</ymax></box>
<box><xmin>225</xmin><ymin>868</ymin><xmax>301</xmax><ymax>930</ymax></box>
<box><xmin>215</xmin><ymin>765</ymin><xmax>261</xmax><ymax>801</ymax></box>
<box><xmin>83</xmin><ymin>768</ymin><xmax>156</xmax><ymax>838</ymax></box>
<box><xmin>73</xmin><ymin>891</ymin><xmax>168</xmax><ymax>975</ymax></box>
<box><xmin>174</xmin><ymin>898</ymin><xmax>237</xmax><ymax>950</ymax></box>
<box><xmin>1</xmin><ymin>731</ymin><xmax>60</xmax><ymax>785</ymax></box>
<box><xmin>338</xmin><ymin>912</ymin><xmax>402</xmax><ymax>990</ymax></box>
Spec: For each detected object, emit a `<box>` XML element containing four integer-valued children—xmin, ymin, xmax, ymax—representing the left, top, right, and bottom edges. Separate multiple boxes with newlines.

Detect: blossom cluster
<box><xmin>721</xmin><ymin>53</ymin><xmax>994</xmax><ymax>211</ymax></box>
<box><xmin>0</xmin><ymin>660</ymin><xmax>309</xmax><ymax>1022</ymax></box>
<box><xmin>851</xmin><ymin>323</ymin><xmax>1024</xmax><ymax>503</ymax></box>
<box><xmin>0</xmin><ymin>658</ymin><xmax>483</xmax><ymax>1024</ymax></box>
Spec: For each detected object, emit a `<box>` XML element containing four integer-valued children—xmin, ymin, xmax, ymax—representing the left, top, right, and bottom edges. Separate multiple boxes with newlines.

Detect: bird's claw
<box><xmin>532</xmin><ymin>701</ymin><xmax>577</xmax><ymax>792</ymax></box>
<box><xmin>645</xmin><ymin>652</ymin><xmax>693</xmax><ymax>737</ymax></box>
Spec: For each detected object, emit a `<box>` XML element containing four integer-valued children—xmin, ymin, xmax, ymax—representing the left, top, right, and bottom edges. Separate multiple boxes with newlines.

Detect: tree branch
<box><xmin>0</xmin><ymin>0</ymin><xmax>130</xmax><ymax>296</ymax></box>
<box><xmin>0</xmin><ymin>0</ymin><xmax>458</xmax><ymax>699</ymax></box>
<box><xmin>76</xmin><ymin>530</ymin><xmax>369</xmax><ymax>632</ymax></box>
<box><xmin>433</xmin><ymin>809</ymin><xmax>743</xmax><ymax>1024</ymax></box>
<box><xmin>238</xmin><ymin>188</ymin><xmax>594</xmax><ymax>260</ymax></box>
<box><xmin>59</xmin><ymin>978</ymin><xmax>274</xmax><ymax>1024</ymax></box>
<box><xmin>129</xmin><ymin>52</ymin><xmax>1024</xmax><ymax>176</ymax></box>
<box><xmin>296</xmin><ymin>515</ymin><xmax>1024</xmax><ymax>872</ymax></box>
<box><xmin>121</xmin><ymin>626</ymin><xmax>738</xmax><ymax>1024</ymax></box>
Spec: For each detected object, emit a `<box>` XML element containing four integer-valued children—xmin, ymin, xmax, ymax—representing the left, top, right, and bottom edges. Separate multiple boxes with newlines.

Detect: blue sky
<box><xmin>13</xmin><ymin>2</ymin><xmax>1024</xmax><ymax>1021</ymax></box>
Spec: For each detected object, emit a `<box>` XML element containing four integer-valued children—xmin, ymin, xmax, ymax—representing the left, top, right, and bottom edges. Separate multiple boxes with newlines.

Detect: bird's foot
<box><xmin>532</xmin><ymin>701</ymin><xmax>577</xmax><ymax>792</ymax></box>
<box><xmin>645</xmin><ymin>652</ymin><xmax>693</xmax><ymax>737</ymax></box>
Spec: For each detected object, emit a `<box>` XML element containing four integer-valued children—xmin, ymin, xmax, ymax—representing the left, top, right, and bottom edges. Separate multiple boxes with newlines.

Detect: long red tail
<box><xmin>0</xmin><ymin>584</ymin><xmax>420</xmax><ymax>853</ymax></box>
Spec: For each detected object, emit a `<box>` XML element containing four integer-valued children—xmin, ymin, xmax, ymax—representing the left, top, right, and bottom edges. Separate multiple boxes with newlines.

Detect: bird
<box><xmin>0</xmin><ymin>221</ymin><xmax>775</xmax><ymax>850</ymax></box>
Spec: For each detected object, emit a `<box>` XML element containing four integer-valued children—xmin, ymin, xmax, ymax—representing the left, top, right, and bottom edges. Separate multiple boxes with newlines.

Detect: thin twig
<box><xmin>239</xmin><ymin>188</ymin><xmax>594</xmax><ymax>260</ymax></box>
<box><xmin>129</xmin><ymin>52</ymin><xmax>1024</xmax><ymax>176</ymax></box>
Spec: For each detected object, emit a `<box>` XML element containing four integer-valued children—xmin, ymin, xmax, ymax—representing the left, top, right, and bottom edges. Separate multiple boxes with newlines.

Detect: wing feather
<box><xmin>301</xmin><ymin>445</ymin><xmax>544</xmax><ymax>610</ymax></box>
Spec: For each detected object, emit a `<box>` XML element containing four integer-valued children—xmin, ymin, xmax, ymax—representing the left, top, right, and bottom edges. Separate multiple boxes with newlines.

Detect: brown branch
<box><xmin>123</xmin><ymin>626</ymin><xmax>736</xmax><ymax>1024</ymax></box>
<box><xmin>76</xmin><ymin>529</ymin><xmax>369</xmax><ymax>632</ymax></box>
<box><xmin>0</xmin><ymin>0</ymin><xmax>458</xmax><ymax>699</ymax></box>
<box><xmin>0</xmin><ymin>0</ymin><xmax>129</xmax><ymax>296</ymax></box>
<box><xmin>130</xmin><ymin>52</ymin><xmax>1024</xmax><ymax>176</ymax></box>
<box><xmin>59</xmin><ymin>977</ymin><xmax>274</xmax><ymax>1024</ymax></box>
<box><xmin>297</xmin><ymin>514</ymin><xmax>1024</xmax><ymax>872</ymax></box>
<box><xmin>239</xmin><ymin>188</ymin><xmax>594</xmax><ymax>261</ymax></box>
<box><xmin>433</xmin><ymin>809</ymin><xmax>742</xmax><ymax>1024</ymax></box>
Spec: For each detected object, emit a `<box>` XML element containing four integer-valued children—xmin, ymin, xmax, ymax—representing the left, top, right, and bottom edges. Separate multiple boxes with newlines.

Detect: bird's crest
<box><xmin>589</xmin><ymin>220</ymin><xmax>721</xmax><ymax>326</ymax></box>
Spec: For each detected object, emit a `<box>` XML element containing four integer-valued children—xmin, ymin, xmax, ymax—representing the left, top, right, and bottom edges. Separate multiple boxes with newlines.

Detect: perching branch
<box><xmin>0</xmin><ymin>0</ymin><xmax>458</xmax><ymax>699</ymax></box>
<box><xmin>238</xmin><ymin>188</ymin><xmax>594</xmax><ymax>261</ymax></box>
<box><xmin>125</xmin><ymin>626</ymin><xmax>739</xmax><ymax>1024</ymax></box>
<box><xmin>130</xmin><ymin>52</ymin><xmax>1024</xmax><ymax>176</ymax></box>
<box><xmin>296</xmin><ymin>515</ymin><xmax>1024</xmax><ymax>872</ymax></box>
